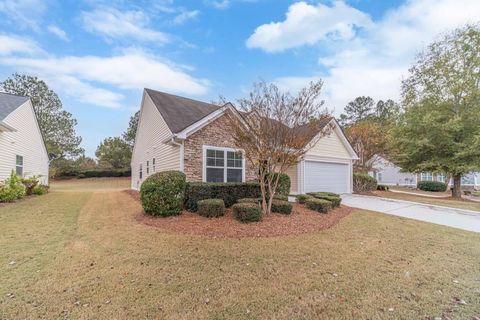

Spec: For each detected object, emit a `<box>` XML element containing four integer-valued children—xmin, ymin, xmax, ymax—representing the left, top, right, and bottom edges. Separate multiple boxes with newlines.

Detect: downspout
<box><xmin>170</xmin><ymin>135</ymin><xmax>184</xmax><ymax>171</ymax></box>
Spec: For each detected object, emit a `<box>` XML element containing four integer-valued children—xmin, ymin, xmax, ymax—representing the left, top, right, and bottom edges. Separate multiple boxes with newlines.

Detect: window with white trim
<box><xmin>139</xmin><ymin>164</ymin><xmax>143</xmax><ymax>179</ymax></box>
<box><xmin>436</xmin><ymin>173</ymin><xmax>445</xmax><ymax>183</ymax></box>
<box><xmin>146</xmin><ymin>160</ymin><xmax>150</xmax><ymax>175</ymax></box>
<box><xmin>152</xmin><ymin>158</ymin><xmax>156</xmax><ymax>172</ymax></box>
<box><xmin>205</xmin><ymin>147</ymin><xmax>244</xmax><ymax>182</ymax></box>
<box><xmin>421</xmin><ymin>172</ymin><xmax>432</xmax><ymax>181</ymax></box>
<box><xmin>16</xmin><ymin>155</ymin><xmax>23</xmax><ymax>177</ymax></box>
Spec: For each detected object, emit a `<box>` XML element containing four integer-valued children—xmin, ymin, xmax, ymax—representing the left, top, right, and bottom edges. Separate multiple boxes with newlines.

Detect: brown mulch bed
<box><xmin>124</xmin><ymin>190</ymin><xmax>352</xmax><ymax>238</ymax></box>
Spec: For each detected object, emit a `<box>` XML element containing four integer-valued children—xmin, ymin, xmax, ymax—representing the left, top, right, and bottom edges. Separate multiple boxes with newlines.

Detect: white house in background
<box><xmin>131</xmin><ymin>89</ymin><xmax>359</xmax><ymax>194</ymax></box>
<box><xmin>0</xmin><ymin>93</ymin><xmax>49</xmax><ymax>184</ymax></box>
<box><xmin>369</xmin><ymin>155</ymin><xmax>479</xmax><ymax>189</ymax></box>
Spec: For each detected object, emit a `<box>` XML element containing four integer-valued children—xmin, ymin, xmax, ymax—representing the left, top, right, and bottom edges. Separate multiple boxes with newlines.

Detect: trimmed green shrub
<box><xmin>377</xmin><ymin>184</ymin><xmax>390</xmax><ymax>191</ymax></box>
<box><xmin>273</xmin><ymin>194</ymin><xmax>289</xmax><ymax>201</ymax></box>
<box><xmin>232</xmin><ymin>203</ymin><xmax>262</xmax><ymax>223</ymax></box>
<box><xmin>307</xmin><ymin>192</ymin><xmax>341</xmax><ymax>208</ymax></box>
<box><xmin>140</xmin><ymin>171</ymin><xmax>186</xmax><ymax>217</ymax></box>
<box><xmin>185</xmin><ymin>182</ymin><xmax>261</xmax><ymax>211</ymax></box>
<box><xmin>271</xmin><ymin>199</ymin><xmax>293</xmax><ymax>215</ymax></box>
<box><xmin>307</xmin><ymin>191</ymin><xmax>340</xmax><ymax>198</ymax></box>
<box><xmin>296</xmin><ymin>194</ymin><xmax>313</xmax><ymax>204</ymax></box>
<box><xmin>197</xmin><ymin>199</ymin><xmax>225</xmax><ymax>218</ymax></box>
<box><xmin>32</xmin><ymin>185</ymin><xmax>49</xmax><ymax>195</ymax></box>
<box><xmin>305</xmin><ymin>198</ymin><xmax>332</xmax><ymax>213</ymax></box>
<box><xmin>353</xmin><ymin>173</ymin><xmax>377</xmax><ymax>192</ymax></box>
<box><xmin>0</xmin><ymin>171</ymin><xmax>26</xmax><ymax>202</ymax></box>
<box><xmin>417</xmin><ymin>181</ymin><xmax>447</xmax><ymax>192</ymax></box>
<box><xmin>266</xmin><ymin>172</ymin><xmax>291</xmax><ymax>197</ymax></box>
<box><xmin>237</xmin><ymin>197</ymin><xmax>262</xmax><ymax>204</ymax></box>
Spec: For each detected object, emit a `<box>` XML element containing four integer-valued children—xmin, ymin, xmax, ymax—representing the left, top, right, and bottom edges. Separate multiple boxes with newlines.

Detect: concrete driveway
<box><xmin>341</xmin><ymin>194</ymin><xmax>480</xmax><ymax>233</ymax></box>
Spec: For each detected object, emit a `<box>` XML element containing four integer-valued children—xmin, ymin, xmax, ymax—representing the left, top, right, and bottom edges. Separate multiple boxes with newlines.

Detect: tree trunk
<box><xmin>452</xmin><ymin>174</ymin><xmax>462</xmax><ymax>199</ymax></box>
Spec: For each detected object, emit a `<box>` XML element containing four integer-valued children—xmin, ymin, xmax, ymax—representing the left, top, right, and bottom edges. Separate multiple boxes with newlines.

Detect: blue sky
<box><xmin>0</xmin><ymin>0</ymin><xmax>478</xmax><ymax>157</ymax></box>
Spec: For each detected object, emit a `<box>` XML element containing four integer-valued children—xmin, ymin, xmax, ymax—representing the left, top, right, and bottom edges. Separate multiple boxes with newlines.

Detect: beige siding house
<box><xmin>0</xmin><ymin>93</ymin><xmax>49</xmax><ymax>184</ymax></box>
<box><xmin>131</xmin><ymin>89</ymin><xmax>358</xmax><ymax>193</ymax></box>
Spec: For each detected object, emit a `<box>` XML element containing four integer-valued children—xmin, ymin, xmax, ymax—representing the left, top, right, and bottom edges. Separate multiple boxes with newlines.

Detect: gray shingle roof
<box><xmin>0</xmin><ymin>92</ymin><xmax>29</xmax><ymax>121</ymax></box>
<box><xmin>145</xmin><ymin>88</ymin><xmax>222</xmax><ymax>134</ymax></box>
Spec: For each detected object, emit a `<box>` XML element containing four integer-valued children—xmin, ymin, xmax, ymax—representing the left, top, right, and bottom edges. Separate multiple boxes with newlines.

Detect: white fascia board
<box><xmin>0</xmin><ymin>121</ymin><xmax>16</xmax><ymax>132</ymax></box>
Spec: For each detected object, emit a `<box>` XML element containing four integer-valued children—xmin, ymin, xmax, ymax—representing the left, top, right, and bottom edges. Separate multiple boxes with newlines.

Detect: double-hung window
<box><xmin>204</xmin><ymin>147</ymin><xmax>244</xmax><ymax>183</ymax></box>
<box><xmin>139</xmin><ymin>164</ymin><xmax>143</xmax><ymax>179</ymax></box>
<box><xmin>421</xmin><ymin>172</ymin><xmax>433</xmax><ymax>181</ymax></box>
<box><xmin>436</xmin><ymin>173</ymin><xmax>445</xmax><ymax>183</ymax></box>
<box><xmin>16</xmin><ymin>155</ymin><xmax>23</xmax><ymax>177</ymax></box>
<box><xmin>152</xmin><ymin>158</ymin><xmax>156</xmax><ymax>172</ymax></box>
<box><xmin>146</xmin><ymin>160</ymin><xmax>150</xmax><ymax>175</ymax></box>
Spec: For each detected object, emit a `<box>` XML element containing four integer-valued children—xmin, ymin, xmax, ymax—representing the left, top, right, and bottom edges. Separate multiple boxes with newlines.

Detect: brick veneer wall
<box><xmin>183</xmin><ymin>113</ymin><xmax>257</xmax><ymax>182</ymax></box>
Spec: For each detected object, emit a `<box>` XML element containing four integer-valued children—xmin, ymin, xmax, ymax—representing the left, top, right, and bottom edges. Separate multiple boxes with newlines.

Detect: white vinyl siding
<box><xmin>131</xmin><ymin>92</ymin><xmax>180</xmax><ymax>190</ymax></box>
<box><xmin>0</xmin><ymin>101</ymin><xmax>49</xmax><ymax>184</ymax></box>
<box><xmin>307</xmin><ymin>130</ymin><xmax>351</xmax><ymax>159</ymax></box>
<box><xmin>304</xmin><ymin>161</ymin><xmax>350</xmax><ymax>194</ymax></box>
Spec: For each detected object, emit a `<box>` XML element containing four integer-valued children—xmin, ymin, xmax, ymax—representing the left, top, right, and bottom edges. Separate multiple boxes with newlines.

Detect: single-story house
<box><xmin>131</xmin><ymin>89</ymin><xmax>359</xmax><ymax>194</ymax></box>
<box><xmin>369</xmin><ymin>155</ymin><xmax>479</xmax><ymax>189</ymax></box>
<box><xmin>0</xmin><ymin>92</ymin><xmax>49</xmax><ymax>184</ymax></box>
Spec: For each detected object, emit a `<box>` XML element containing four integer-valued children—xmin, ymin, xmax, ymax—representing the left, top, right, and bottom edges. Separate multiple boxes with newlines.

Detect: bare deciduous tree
<box><xmin>228</xmin><ymin>80</ymin><xmax>332</xmax><ymax>215</ymax></box>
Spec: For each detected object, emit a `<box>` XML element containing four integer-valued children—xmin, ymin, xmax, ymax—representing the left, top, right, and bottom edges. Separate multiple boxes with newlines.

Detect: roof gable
<box><xmin>0</xmin><ymin>92</ymin><xmax>29</xmax><ymax>121</ymax></box>
<box><xmin>145</xmin><ymin>88</ymin><xmax>222</xmax><ymax>134</ymax></box>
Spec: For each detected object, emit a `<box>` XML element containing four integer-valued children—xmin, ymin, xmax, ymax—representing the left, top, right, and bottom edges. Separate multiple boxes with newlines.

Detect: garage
<box><xmin>304</xmin><ymin>161</ymin><xmax>350</xmax><ymax>194</ymax></box>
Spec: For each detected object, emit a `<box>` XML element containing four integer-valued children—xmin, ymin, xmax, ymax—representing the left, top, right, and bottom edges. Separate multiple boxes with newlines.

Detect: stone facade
<box><xmin>183</xmin><ymin>113</ymin><xmax>257</xmax><ymax>182</ymax></box>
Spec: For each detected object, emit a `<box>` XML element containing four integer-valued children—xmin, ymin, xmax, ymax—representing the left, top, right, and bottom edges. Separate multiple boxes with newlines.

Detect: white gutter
<box><xmin>169</xmin><ymin>135</ymin><xmax>185</xmax><ymax>171</ymax></box>
<box><xmin>0</xmin><ymin>121</ymin><xmax>16</xmax><ymax>132</ymax></box>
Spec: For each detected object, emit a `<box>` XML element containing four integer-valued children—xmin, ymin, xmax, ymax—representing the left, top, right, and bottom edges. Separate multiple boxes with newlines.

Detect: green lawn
<box><xmin>1</xmin><ymin>179</ymin><xmax>479</xmax><ymax>319</ymax></box>
<box><xmin>375</xmin><ymin>190</ymin><xmax>480</xmax><ymax>212</ymax></box>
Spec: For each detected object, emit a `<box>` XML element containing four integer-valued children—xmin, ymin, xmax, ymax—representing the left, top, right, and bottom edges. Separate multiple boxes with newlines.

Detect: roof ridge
<box><xmin>0</xmin><ymin>91</ymin><xmax>30</xmax><ymax>99</ymax></box>
<box><xmin>145</xmin><ymin>88</ymin><xmax>222</xmax><ymax>108</ymax></box>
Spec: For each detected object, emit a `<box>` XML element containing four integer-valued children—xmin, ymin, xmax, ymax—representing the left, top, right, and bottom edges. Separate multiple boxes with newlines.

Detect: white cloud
<box><xmin>0</xmin><ymin>34</ymin><xmax>40</xmax><ymax>55</ymax></box>
<box><xmin>47</xmin><ymin>25</ymin><xmax>69</xmax><ymax>41</ymax></box>
<box><xmin>81</xmin><ymin>7</ymin><xmax>170</xmax><ymax>43</ymax></box>
<box><xmin>246</xmin><ymin>1</ymin><xmax>373</xmax><ymax>52</ymax></box>
<box><xmin>172</xmin><ymin>10</ymin><xmax>200</xmax><ymax>25</ymax></box>
<box><xmin>205</xmin><ymin>0</ymin><xmax>230</xmax><ymax>9</ymax></box>
<box><xmin>269</xmin><ymin>0</ymin><xmax>480</xmax><ymax>114</ymax></box>
<box><xmin>0</xmin><ymin>50</ymin><xmax>209</xmax><ymax>108</ymax></box>
<box><xmin>0</xmin><ymin>0</ymin><xmax>46</xmax><ymax>30</ymax></box>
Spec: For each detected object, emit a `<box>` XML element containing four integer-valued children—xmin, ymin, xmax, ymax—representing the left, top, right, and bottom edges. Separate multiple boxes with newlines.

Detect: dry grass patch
<box><xmin>1</xmin><ymin>178</ymin><xmax>480</xmax><ymax>319</ymax></box>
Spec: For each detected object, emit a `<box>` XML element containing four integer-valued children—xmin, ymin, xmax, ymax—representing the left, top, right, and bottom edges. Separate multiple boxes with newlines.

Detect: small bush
<box><xmin>185</xmin><ymin>182</ymin><xmax>261</xmax><ymax>211</ymax></box>
<box><xmin>140</xmin><ymin>171</ymin><xmax>186</xmax><ymax>217</ymax></box>
<box><xmin>273</xmin><ymin>194</ymin><xmax>289</xmax><ymax>201</ymax></box>
<box><xmin>32</xmin><ymin>185</ymin><xmax>49</xmax><ymax>195</ymax></box>
<box><xmin>232</xmin><ymin>203</ymin><xmax>262</xmax><ymax>223</ymax></box>
<box><xmin>296</xmin><ymin>194</ymin><xmax>313</xmax><ymax>204</ymax></box>
<box><xmin>0</xmin><ymin>171</ymin><xmax>26</xmax><ymax>202</ymax></box>
<box><xmin>237</xmin><ymin>197</ymin><xmax>262</xmax><ymax>204</ymax></box>
<box><xmin>271</xmin><ymin>199</ymin><xmax>292</xmax><ymax>215</ymax></box>
<box><xmin>266</xmin><ymin>172</ymin><xmax>291</xmax><ymax>197</ymax></box>
<box><xmin>197</xmin><ymin>199</ymin><xmax>225</xmax><ymax>218</ymax></box>
<box><xmin>312</xmin><ymin>195</ymin><xmax>341</xmax><ymax>208</ymax></box>
<box><xmin>417</xmin><ymin>181</ymin><xmax>447</xmax><ymax>192</ymax></box>
<box><xmin>305</xmin><ymin>198</ymin><xmax>332</xmax><ymax>213</ymax></box>
<box><xmin>353</xmin><ymin>173</ymin><xmax>377</xmax><ymax>192</ymax></box>
<box><xmin>377</xmin><ymin>184</ymin><xmax>390</xmax><ymax>191</ymax></box>
<box><xmin>21</xmin><ymin>176</ymin><xmax>40</xmax><ymax>195</ymax></box>
<box><xmin>307</xmin><ymin>191</ymin><xmax>340</xmax><ymax>198</ymax></box>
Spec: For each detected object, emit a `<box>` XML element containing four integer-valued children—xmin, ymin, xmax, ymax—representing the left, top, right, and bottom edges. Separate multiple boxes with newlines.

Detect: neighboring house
<box><xmin>0</xmin><ymin>93</ymin><xmax>49</xmax><ymax>184</ymax></box>
<box><xmin>369</xmin><ymin>155</ymin><xmax>480</xmax><ymax>189</ymax></box>
<box><xmin>131</xmin><ymin>89</ymin><xmax>359</xmax><ymax>194</ymax></box>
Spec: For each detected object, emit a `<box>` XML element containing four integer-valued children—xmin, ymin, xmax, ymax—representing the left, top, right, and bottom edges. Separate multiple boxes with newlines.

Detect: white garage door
<box><xmin>304</xmin><ymin>161</ymin><xmax>350</xmax><ymax>194</ymax></box>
